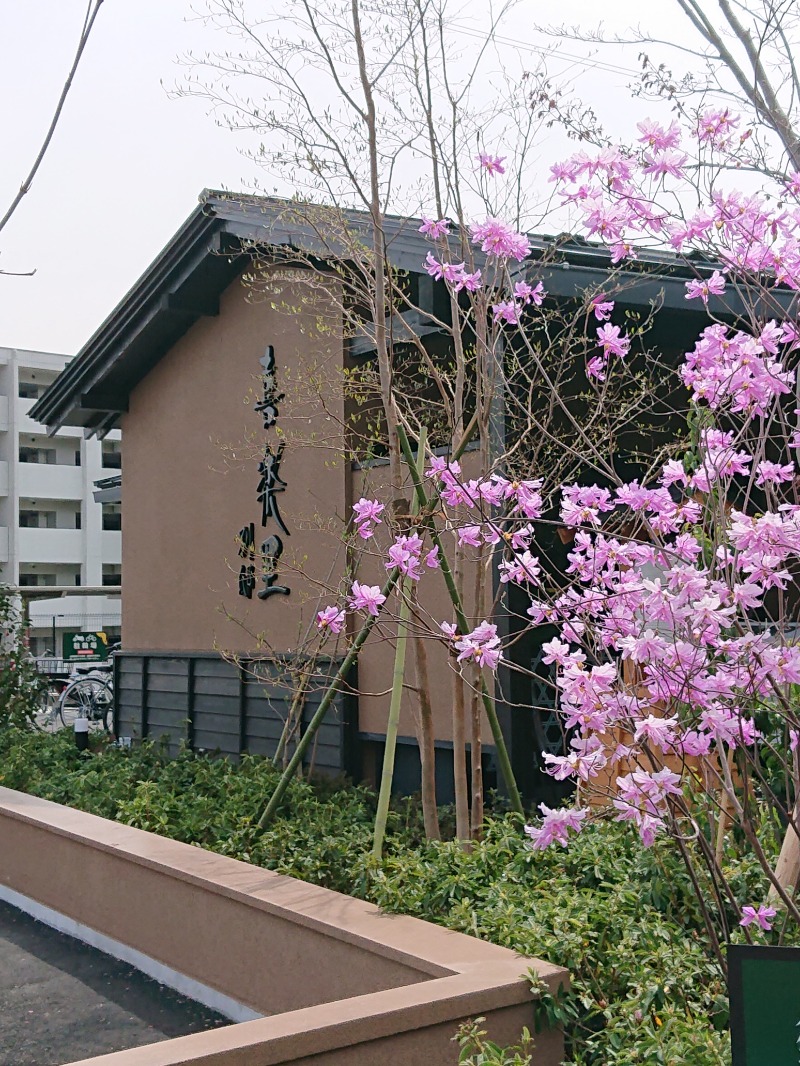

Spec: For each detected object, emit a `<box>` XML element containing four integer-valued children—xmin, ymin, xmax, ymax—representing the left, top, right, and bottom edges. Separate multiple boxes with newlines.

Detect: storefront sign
<box><xmin>63</xmin><ymin>631</ymin><xmax>109</xmax><ymax>660</ymax></box>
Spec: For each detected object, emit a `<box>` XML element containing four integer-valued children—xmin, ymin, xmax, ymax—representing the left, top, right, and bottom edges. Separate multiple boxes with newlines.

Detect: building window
<box><xmin>18</xmin><ymin>573</ymin><xmax>57</xmax><ymax>587</ymax></box>
<box><xmin>18</xmin><ymin>381</ymin><xmax>41</xmax><ymax>400</ymax></box>
<box><xmin>19</xmin><ymin>446</ymin><xmax>56</xmax><ymax>465</ymax></box>
<box><xmin>19</xmin><ymin>509</ymin><xmax>57</xmax><ymax>529</ymax></box>
<box><xmin>102</xmin><ymin>504</ymin><xmax>122</xmax><ymax>532</ymax></box>
<box><xmin>102</xmin><ymin>565</ymin><xmax>122</xmax><ymax>587</ymax></box>
<box><xmin>101</xmin><ymin>441</ymin><xmax>122</xmax><ymax>469</ymax></box>
<box><xmin>74</xmin><ymin>510</ymin><xmax>82</xmax><ymax>530</ymax></box>
<box><xmin>74</xmin><ymin>449</ymin><xmax>82</xmax><ymax>467</ymax></box>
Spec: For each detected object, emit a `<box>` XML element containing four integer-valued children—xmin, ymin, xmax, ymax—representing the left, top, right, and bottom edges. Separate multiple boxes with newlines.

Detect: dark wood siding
<box><xmin>113</xmin><ymin>651</ymin><xmax>355</xmax><ymax>777</ymax></box>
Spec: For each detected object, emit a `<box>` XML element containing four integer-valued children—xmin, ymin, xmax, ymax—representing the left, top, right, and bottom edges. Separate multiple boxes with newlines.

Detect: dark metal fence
<box><xmin>114</xmin><ymin>651</ymin><xmax>357</xmax><ymax>776</ymax></box>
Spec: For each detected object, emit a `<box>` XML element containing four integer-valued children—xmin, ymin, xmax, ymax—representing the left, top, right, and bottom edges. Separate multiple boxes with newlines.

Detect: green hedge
<box><xmin>0</xmin><ymin>730</ymin><xmax>762</xmax><ymax>1065</ymax></box>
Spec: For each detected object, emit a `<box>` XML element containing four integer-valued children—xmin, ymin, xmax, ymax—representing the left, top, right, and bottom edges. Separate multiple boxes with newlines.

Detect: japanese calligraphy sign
<box><xmin>235</xmin><ymin>346</ymin><xmax>291</xmax><ymax>600</ymax></box>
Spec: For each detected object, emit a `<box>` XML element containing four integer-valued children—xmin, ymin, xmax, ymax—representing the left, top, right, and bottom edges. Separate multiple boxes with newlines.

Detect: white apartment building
<box><xmin>0</xmin><ymin>347</ymin><xmax>122</xmax><ymax>657</ymax></box>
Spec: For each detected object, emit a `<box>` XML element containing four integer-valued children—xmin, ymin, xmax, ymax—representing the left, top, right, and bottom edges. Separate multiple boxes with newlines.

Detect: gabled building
<box><xmin>32</xmin><ymin>191</ymin><xmax>726</xmax><ymax>800</ymax></box>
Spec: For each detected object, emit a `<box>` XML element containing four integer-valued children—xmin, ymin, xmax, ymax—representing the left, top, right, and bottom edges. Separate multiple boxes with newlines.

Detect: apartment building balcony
<box><xmin>17</xmin><ymin>397</ymin><xmax>80</xmax><ymax>437</ymax></box>
<box><xmin>17</xmin><ymin>462</ymin><xmax>82</xmax><ymax>500</ymax></box>
<box><xmin>18</xmin><ymin>527</ymin><xmax>83</xmax><ymax>565</ymax></box>
<box><xmin>101</xmin><ymin>529</ymin><xmax>122</xmax><ymax>565</ymax></box>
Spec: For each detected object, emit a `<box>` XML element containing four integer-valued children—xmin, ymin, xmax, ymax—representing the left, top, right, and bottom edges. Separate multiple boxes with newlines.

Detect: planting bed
<box><xmin>0</xmin><ymin>787</ymin><xmax>567</xmax><ymax>1066</ymax></box>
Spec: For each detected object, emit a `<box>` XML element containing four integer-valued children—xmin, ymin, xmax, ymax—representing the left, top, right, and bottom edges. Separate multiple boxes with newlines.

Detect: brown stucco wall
<box><xmin>121</xmin><ymin>269</ymin><xmax>349</xmax><ymax>656</ymax></box>
<box><xmin>120</xmin><ymin>269</ymin><xmax>499</xmax><ymax>751</ymax></box>
<box><xmin>353</xmin><ymin>452</ymin><xmax>494</xmax><ymax>744</ymax></box>
<box><xmin>0</xmin><ymin>789</ymin><xmax>567</xmax><ymax>1066</ymax></box>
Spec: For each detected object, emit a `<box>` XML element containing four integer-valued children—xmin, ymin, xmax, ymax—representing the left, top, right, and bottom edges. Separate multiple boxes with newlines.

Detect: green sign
<box><xmin>729</xmin><ymin>945</ymin><xmax>800</xmax><ymax>1065</ymax></box>
<box><xmin>63</xmin><ymin>631</ymin><xmax>109</xmax><ymax>660</ymax></box>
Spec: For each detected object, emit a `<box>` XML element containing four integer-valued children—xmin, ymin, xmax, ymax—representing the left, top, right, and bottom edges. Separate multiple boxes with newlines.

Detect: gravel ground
<box><xmin>0</xmin><ymin>900</ymin><xmax>230</xmax><ymax>1065</ymax></box>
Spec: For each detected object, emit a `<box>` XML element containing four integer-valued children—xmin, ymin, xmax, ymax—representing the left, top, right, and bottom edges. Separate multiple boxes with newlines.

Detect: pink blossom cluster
<box><xmin>469</xmin><ymin>218</ymin><xmax>531</xmax><ymax>262</ymax></box>
<box><xmin>425</xmin><ymin>457</ymin><xmax>543</xmax><ymax>520</ymax></box>
<box><xmin>680</xmin><ymin>323</ymin><xmax>794</xmax><ymax>415</ymax></box>
<box><xmin>424</xmin><ymin>252</ymin><xmax>482</xmax><ymax>293</ymax></box>
<box><xmin>454</xmin><ymin>620</ymin><xmax>502</xmax><ymax>670</ymax></box>
<box><xmin>477</xmin><ymin>152</ymin><xmax>506</xmax><ymax>175</ymax></box>
<box><xmin>520</xmin><ymin>449</ymin><xmax>800</xmax><ymax>848</ymax></box>
<box><xmin>524</xmin><ymin>803</ymin><xmax>587</xmax><ymax>850</ymax></box>
<box><xmin>352</xmin><ymin>497</ymin><xmax>385</xmax><ymax>539</ymax></box>
<box><xmin>549</xmin><ymin>116</ymin><xmax>800</xmax><ymax>291</ymax></box>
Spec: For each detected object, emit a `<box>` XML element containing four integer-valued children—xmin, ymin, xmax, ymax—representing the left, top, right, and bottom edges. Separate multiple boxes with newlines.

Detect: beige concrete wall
<box><xmin>353</xmin><ymin>450</ymin><xmax>494</xmax><ymax>745</ymax></box>
<box><xmin>0</xmin><ymin>789</ymin><xmax>566</xmax><ymax>1066</ymax></box>
<box><xmin>121</xmin><ymin>270</ymin><xmax>349</xmax><ymax>656</ymax></box>
<box><xmin>119</xmin><ymin>268</ymin><xmax>500</xmax><ymax>750</ymax></box>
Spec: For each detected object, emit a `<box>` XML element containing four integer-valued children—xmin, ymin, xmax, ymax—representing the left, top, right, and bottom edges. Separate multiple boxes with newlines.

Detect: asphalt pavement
<box><xmin>0</xmin><ymin>900</ymin><xmax>229</xmax><ymax>1065</ymax></box>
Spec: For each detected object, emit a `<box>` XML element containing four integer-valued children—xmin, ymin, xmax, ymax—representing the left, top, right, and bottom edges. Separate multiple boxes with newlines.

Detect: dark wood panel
<box><xmin>113</xmin><ymin>652</ymin><xmax>351</xmax><ymax>774</ymax></box>
<box><xmin>145</xmin><ymin>675</ymin><xmax>190</xmax><ymax>695</ymax></box>
<box><xmin>193</xmin><ymin>693</ymin><xmax>241</xmax><ymax>716</ymax></box>
<box><xmin>192</xmin><ymin>708</ymin><xmax>241</xmax><ymax>734</ymax></box>
<box><xmin>147</xmin><ymin>659</ymin><xmax>190</xmax><ymax>677</ymax></box>
<box><xmin>193</xmin><ymin>731</ymin><xmax>239</xmax><ymax>754</ymax></box>
<box><xmin>147</xmin><ymin>705</ymin><xmax>190</xmax><ymax>727</ymax></box>
<box><xmin>193</xmin><ymin>658</ymin><xmax>239</xmax><ymax>679</ymax></box>
<box><xmin>246</xmin><ymin>717</ymin><xmax>290</xmax><ymax>742</ymax></box>
<box><xmin>194</xmin><ymin>676</ymin><xmax>240</xmax><ymax>698</ymax></box>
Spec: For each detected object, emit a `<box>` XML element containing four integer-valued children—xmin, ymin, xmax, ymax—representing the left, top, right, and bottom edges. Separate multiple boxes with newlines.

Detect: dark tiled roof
<box><xmin>29</xmin><ymin>190</ymin><xmax>768</xmax><ymax>434</ymax></box>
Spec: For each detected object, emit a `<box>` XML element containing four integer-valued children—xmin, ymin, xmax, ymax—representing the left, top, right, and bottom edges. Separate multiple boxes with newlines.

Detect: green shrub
<box><xmin>0</xmin><ymin>590</ymin><xmax>47</xmax><ymax>730</ymax></box>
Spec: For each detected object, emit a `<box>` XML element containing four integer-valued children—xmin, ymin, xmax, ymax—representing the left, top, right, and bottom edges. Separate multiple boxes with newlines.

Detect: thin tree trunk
<box><xmin>452</xmin><ymin>544</ymin><xmax>471</xmax><ymax>842</ymax></box>
<box><xmin>411</xmin><ymin>618</ymin><xmax>440</xmax><ymax>840</ymax></box>
<box><xmin>372</xmin><ymin>588</ymin><xmax>411</xmax><ymax>858</ymax></box>
<box><xmin>470</xmin><ymin>673</ymin><xmax>483</xmax><ymax>838</ymax></box>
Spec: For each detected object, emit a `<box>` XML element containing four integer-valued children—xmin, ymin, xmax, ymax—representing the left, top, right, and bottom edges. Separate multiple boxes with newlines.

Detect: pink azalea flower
<box><xmin>514</xmin><ymin>281</ymin><xmax>545</xmax><ymax>306</ymax></box>
<box><xmin>470</xmin><ymin>218</ymin><xmax>531</xmax><ymax>261</ymax></box>
<box><xmin>440</xmin><ymin>621</ymin><xmax>458</xmax><ymax>639</ymax></box>
<box><xmin>643</xmin><ymin>149</ymin><xmax>688</xmax><ymax>179</ymax></box>
<box><xmin>347</xmin><ymin>581</ymin><xmax>386</xmax><ymax>617</ymax></box>
<box><xmin>457</xmin><ymin>269</ymin><xmax>482</xmax><ymax>293</ymax></box>
<box><xmin>636</xmin><ymin>119</ymin><xmax>681</xmax><ymax>150</ymax></box>
<box><xmin>424</xmin><ymin>546</ymin><xmax>440</xmax><ymax>569</ymax></box>
<box><xmin>454</xmin><ymin>620</ymin><xmax>502</xmax><ymax>670</ymax></box>
<box><xmin>597</xmin><ymin>323</ymin><xmax>631</xmax><ymax>358</ymax></box>
<box><xmin>685</xmin><ymin>270</ymin><xmax>726</xmax><ymax>305</ymax></box>
<box><xmin>316</xmin><ymin>606</ymin><xmax>345</xmax><ymax>634</ymax></box>
<box><xmin>352</xmin><ymin>498</ymin><xmax>385</xmax><ymax>539</ymax></box>
<box><xmin>524</xmin><ymin>803</ymin><xmax>587</xmax><ymax>850</ymax></box>
<box><xmin>424</xmin><ymin>251</ymin><xmax>444</xmax><ymax>280</ymax></box>
<box><xmin>586</xmin><ymin>355</ymin><xmax>607</xmax><ymax>381</ymax></box>
<box><xmin>740</xmin><ymin>905</ymin><xmax>776</xmax><ymax>931</ymax></box>
<box><xmin>418</xmin><ymin>217</ymin><xmax>449</xmax><ymax>239</ymax></box>
<box><xmin>457</xmin><ymin>525</ymin><xmax>483</xmax><ymax>547</ymax></box>
<box><xmin>591</xmin><ymin>295</ymin><xmax>614</xmax><ymax>321</ymax></box>
<box><xmin>696</xmin><ymin>108</ymin><xmax>739</xmax><ymax>147</ymax></box>
<box><xmin>492</xmin><ymin>300</ymin><xmax>521</xmax><ymax>325</ymax></box>
<box><xmin>477</xmin><ymin>152</ymin><xmax>506</xmax><ymax>175</ymax></box>
<box><xmin>755</xmin><ymin>461</ymin><xmax>795</xmax><ymax>486</ymax></box>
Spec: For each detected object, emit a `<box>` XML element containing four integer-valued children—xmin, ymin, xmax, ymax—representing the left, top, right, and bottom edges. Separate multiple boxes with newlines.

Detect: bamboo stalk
<box><xmin>372</xmin><ymin>429</ymin><xmax>427</xmax><ymax>858</ymax></box>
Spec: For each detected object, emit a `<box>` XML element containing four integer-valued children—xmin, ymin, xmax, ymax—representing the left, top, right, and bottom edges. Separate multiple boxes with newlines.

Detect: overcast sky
<box><xmin>0</xmin><ymin>0</ymin><xmax>691</xmax><ymax>356</ymax></box>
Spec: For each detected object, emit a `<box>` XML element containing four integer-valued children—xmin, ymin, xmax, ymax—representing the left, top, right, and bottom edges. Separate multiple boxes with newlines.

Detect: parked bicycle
<box><xmin>35</xmin><ymin>652</ymin><xmax>116</xmax><ymax>734</ymax></box>
<box><xmin>57</xmin><ymin>663</ymin><xmax>114</xmax><ymax>733</ymax></box>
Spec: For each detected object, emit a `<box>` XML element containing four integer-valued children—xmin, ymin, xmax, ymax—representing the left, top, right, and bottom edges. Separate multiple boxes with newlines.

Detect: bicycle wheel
<box><xmin>59</xmin><ymin>677</ymin><xmax>113</xmax><ymax>733</ymax></box>
<box><xmin>35</xmin><ymin>683</ymin><xmax>64</xmax><ymax>732</ymax></box>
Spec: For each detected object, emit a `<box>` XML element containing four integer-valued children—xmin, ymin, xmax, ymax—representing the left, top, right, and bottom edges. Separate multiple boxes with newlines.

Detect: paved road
<box><xmin>0</xmin><ymin>900</ymin><xmax>229</xmax><ymax>1065</ymax></box>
